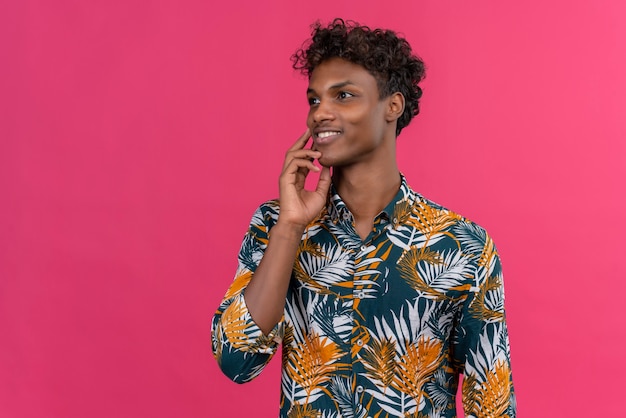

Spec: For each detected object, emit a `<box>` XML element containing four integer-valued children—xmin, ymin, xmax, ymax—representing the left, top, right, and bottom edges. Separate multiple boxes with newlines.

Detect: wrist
<box><xmin>272</xmin><ymin>220</ymin><xmax>307</xmax><ymax>239</ymax></box>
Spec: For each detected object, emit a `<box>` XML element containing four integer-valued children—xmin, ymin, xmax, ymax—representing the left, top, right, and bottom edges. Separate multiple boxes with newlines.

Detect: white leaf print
<box><xmin>416</xmin><ymin>250</ymin><xmax>473</xmax><ymax>295</ymax></box>
<box><xmin>297</xmin><ymin>244</ymin><xmax>354</xmax><ymax>290</ymax></box>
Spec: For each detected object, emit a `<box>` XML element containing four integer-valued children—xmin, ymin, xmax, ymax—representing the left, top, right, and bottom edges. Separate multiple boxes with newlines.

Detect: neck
<box><xmin>332</xmin><ymin>162</ymin><xmax>401</xmax><ymax>222</ymax></box>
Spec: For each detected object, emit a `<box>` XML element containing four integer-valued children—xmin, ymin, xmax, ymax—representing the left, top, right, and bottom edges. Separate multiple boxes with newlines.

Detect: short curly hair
<box><xmin>292</xmin><ymin>18</ymin><xmax>426</xmax><ymax>136</ymax></box>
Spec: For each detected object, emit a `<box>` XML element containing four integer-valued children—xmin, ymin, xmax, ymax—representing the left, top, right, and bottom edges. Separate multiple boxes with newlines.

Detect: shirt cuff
<box><xmin>221</xmin><ymin>293</ymin><xmax>284</xmax><ymax>354</ymax></box>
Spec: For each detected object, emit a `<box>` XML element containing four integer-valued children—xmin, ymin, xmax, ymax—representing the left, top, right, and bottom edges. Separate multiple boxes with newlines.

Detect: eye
<box><xmin>338</xmin><ymin>91</ymin><xmax>354</xmax><ymax>100</ymax></box>
<box><xmin>308</xmin><ymin>97</ymin><xmax>320</xmax><ymax>106</ymax></box>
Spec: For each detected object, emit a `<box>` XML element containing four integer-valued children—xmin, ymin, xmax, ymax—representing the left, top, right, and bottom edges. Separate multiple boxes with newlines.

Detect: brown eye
<box><xmin>308</xmin><ymin>97</ymin><xmax>320</xmax><ymax>106</ymax></box>
<box><xmin>338</xmin><ymin>91</ymin><xmax>354</xmax><ymax>100</ymax></box>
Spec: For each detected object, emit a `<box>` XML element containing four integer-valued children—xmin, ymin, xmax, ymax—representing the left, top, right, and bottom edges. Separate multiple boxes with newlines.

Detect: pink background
<box><xmin>1</xmin><ymin>1</ymin><xmax>625</xmax><ymax>417</ymax></box>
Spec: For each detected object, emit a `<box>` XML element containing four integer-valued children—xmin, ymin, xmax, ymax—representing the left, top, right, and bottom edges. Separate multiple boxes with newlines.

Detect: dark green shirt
<box><xmin>212</xmin><ymin>175</ymin><xmax>516</xmax><ymax>417</ymax></box>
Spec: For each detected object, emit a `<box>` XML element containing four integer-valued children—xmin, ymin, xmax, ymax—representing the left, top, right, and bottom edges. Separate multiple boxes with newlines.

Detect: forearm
<box><xmin>244</xmin><ymin>221</ymin><xmax>304</xmax><ymax>335</ymax></box>
<box><xmin>241</xmin><ymin>129</ymin><xmax>330</xmax><ymax>335</ymax></box>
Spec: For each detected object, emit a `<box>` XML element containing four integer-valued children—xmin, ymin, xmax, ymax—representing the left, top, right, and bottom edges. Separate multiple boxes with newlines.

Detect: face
<box><xmin>306</xmin><ymin>58</ymin><xmax>398</xmax><ymax>168</ymax></box>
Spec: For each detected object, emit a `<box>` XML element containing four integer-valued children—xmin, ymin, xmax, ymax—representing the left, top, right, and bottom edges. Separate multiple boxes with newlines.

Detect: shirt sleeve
<box><xmin>211</xmin><ymin>203</ymin><xmax>285</xmax><ymax>384</ymax></box>
<box><xmin>453</xmin><ymin>233</ymin><xmax>516</xmax><ymax>417</ymax></box>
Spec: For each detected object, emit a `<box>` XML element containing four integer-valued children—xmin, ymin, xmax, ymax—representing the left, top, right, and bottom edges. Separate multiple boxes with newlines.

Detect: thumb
<box><xmin>315</xmin><ymin>166</ymin><xmax>332</xmax><ymax>197</ymax></box>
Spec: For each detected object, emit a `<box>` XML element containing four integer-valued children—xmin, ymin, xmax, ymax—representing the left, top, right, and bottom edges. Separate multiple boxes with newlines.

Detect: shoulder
<box><xmin>412</xmin><ymin>191</ymin><xmax>496</xmax><ymax>259</ymax></box>
<box><xmin>249</xmin><ymin>199</ymin><xmax>281</xmax><ymax>227</ymax></box>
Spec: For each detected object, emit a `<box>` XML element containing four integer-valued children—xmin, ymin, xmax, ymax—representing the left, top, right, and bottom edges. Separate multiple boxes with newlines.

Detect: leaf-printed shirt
<box><xmin>212</xmin><ymin>175</ymin><xmax>516</xmax><ymax>418</ymax></box>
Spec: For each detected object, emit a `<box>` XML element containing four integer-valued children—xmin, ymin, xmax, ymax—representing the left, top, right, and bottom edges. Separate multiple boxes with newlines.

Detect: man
<box><xmin>212</xmin><ymin>19</ymin><xmax>516</xmax><ymax>417</ymax></box>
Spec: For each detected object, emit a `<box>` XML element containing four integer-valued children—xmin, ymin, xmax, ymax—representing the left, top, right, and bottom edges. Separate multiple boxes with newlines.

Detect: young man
<box><xmin>212</xmin><ymin>19</ymin><xmax>516</xmax><ymax>417</ymax></box>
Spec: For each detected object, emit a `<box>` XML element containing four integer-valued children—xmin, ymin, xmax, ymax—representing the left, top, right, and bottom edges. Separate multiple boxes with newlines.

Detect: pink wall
<box><xmin>1</xmin><ymin>1</ymin><xmax>625</xmax><ymax>417</ymax></box>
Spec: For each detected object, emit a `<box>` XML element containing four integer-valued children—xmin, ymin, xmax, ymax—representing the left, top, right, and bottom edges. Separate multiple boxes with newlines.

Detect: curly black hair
<box><xmin>292</xmin><ymin>18</ymin><xmax>426</xmax><ymax>136</ymax></box>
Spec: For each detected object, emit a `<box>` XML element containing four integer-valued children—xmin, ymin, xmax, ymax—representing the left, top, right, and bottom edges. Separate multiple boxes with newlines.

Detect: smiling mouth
<box><xmin>314</xmin><ymin>131</ymin><xmax>342</xmax><ymax>143</ymax></box>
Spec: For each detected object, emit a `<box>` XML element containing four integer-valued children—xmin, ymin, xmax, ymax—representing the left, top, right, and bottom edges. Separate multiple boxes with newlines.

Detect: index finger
<box><xmin>287</xmin><ymin>128</ymin><xmax>311</xmax><ymax>152</ymax></box>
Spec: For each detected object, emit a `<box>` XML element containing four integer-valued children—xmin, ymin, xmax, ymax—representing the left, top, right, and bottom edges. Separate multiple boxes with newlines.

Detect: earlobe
<box><xmin>386</xmin><ymin>92</ymin><xmax>405</xmax><ymax>122</ymax></box>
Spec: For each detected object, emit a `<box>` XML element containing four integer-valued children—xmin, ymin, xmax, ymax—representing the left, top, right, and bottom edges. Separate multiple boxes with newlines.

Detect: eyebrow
<box><xmin>307</xmin><ymin>81</ymin><xmax>356</xmax><ymax>95</ymax></box>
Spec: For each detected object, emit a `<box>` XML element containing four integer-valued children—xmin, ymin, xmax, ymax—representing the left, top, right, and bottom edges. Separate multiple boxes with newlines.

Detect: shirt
<box><xmin>211</xmin><ymin>175</ymin><xmax>516</xmax><ymax>417</ymax></box>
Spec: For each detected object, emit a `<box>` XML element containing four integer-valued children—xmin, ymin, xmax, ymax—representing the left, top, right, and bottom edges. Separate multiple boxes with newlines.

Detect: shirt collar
<box><xmin>327</xmin><ymin>174</ymin><xmax>419</xmax><ymax>224</ymax></box>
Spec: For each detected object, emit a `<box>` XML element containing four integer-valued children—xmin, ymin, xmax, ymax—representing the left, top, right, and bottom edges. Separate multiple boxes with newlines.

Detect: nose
<box><xmin>311</xmin><ymin>100</ymin><xmax>335</xmax><ymax>124</ymax></box>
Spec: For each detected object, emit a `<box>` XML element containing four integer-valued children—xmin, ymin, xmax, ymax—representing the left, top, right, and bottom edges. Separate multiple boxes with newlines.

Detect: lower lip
<box><xmin>314</xmin><ymin>133</ymin><xmax>341</xmax><ymax>145</ymax></box>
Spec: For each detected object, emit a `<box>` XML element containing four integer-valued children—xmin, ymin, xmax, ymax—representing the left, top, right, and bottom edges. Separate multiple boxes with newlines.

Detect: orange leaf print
<box><xmin>464</xmin><ymin>360</ymin><xmax>512</xmax><ymax>418</ymax></box>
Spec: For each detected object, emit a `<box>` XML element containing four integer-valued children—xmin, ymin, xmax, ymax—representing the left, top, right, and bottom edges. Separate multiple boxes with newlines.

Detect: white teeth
<box><xmin>317</xmin><ymin>131</ymin><xmax>341</xmax><ymax>139</ymax></box>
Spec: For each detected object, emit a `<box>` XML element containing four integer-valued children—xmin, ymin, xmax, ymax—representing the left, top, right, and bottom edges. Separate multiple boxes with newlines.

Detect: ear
<box><xmin>385</xmin><ymin>92</ymin><xmax>405</xmax><ymax>123</ymax></box>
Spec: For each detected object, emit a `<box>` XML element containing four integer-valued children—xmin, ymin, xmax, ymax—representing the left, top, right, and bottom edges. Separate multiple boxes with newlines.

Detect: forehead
<box><xmin>308</xmin><ymin>58</ymin><xmax>379</xmax><ymax>93</ymax></box>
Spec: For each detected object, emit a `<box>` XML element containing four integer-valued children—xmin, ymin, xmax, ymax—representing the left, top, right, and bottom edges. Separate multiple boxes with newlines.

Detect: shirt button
<box><xmin>356</xmin><ymin>339</ymin><xmax>364</xmax><ymax>347</ymax></box>
<box><xmin>392</xmin><ymin>217</ymin><xmax>398</xmax><ymax>224</ymax></box>
<box><xmin>356</xmin><ymin>385</ymin><xmax>364</xmax><ymax>393</ymax></box>
<box><xmin>360</xmin><ymin>245</ymin><xmax>367</xmax><ymax>251</ymax></box>
<box><xmin>356</xmin><ymin>291</ymin><xmax>365</xmax><ymax>299</ymax></box>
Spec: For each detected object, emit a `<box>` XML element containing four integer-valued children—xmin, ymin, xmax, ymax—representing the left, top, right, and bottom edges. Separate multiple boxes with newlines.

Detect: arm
<box><xmin>211</xmin><ymin>129</ymin><xmax>331</xmax><ymax>382</ymax></box>
<box><xmin>245</xmin><ymin>128</ymin><xmax>331</xmax><ymax>334</ymax></box>
<box><xmin>453</xmin><ymin>234</ymin><xmax>516</xmax><ymax>417</ymax></box>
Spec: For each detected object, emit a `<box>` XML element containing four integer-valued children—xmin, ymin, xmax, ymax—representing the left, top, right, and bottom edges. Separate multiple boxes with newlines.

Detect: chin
<box><xmin>317</xmin><ymin>156</ymin><xmax>334</xmax><ymax>168</ymax></box>
<box><xmin>319</xmin><ymin>155</ymin><xmax>355</xmax><ymax>169</ymax></box>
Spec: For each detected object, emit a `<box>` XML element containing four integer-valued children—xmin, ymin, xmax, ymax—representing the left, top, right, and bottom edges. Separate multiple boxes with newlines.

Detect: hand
<box><xmin>278</xmin><ymin>129</ymin><xmax>331</xmax><ymax>229</ymax></box>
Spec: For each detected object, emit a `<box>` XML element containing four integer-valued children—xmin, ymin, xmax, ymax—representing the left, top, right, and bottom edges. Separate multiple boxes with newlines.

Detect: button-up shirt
<box><xmin>211</xmin><ymin>176</ymin><xmax>516</xmax><ymax>417</ymax></box>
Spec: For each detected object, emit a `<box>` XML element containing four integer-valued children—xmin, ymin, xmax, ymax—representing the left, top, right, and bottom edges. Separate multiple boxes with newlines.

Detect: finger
<box><xmin>315</xmin><ymin>166</ymin><xmax>331</xmax><ymax>196</ymax></box>
<box><xmin>281</xmin><ymin>162</ymin><xmax>317</xmax><ymax>193</ymax></box>
<box><xmin>286</xmin><ymin>149</ymin><xmax>321</xmax><ymax>161</ymax></box>
<box><xmin>280</xmin><ymin>160</ymin><xmax>319</xmax><ymax>191</ymax></box>
<box><xmin>283</xmin><ymin>158</ymin><xmax>320</xmax><ymax>176</ymax></box>
<box><xmin>286</xmin><ymin>128</ymin><xmax>311</xmax><ymax>152</ymax></box>
<box><xmin>282</xmin><ymin>149</ymin><xmax>321</xmax><ymax>170</ymax></box>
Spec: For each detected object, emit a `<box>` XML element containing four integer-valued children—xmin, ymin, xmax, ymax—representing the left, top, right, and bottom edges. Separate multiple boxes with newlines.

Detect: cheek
<box><xmin>306</xmin><ymin>112</ymin><xmax>315</xmax><ymax>128</ymax></box>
